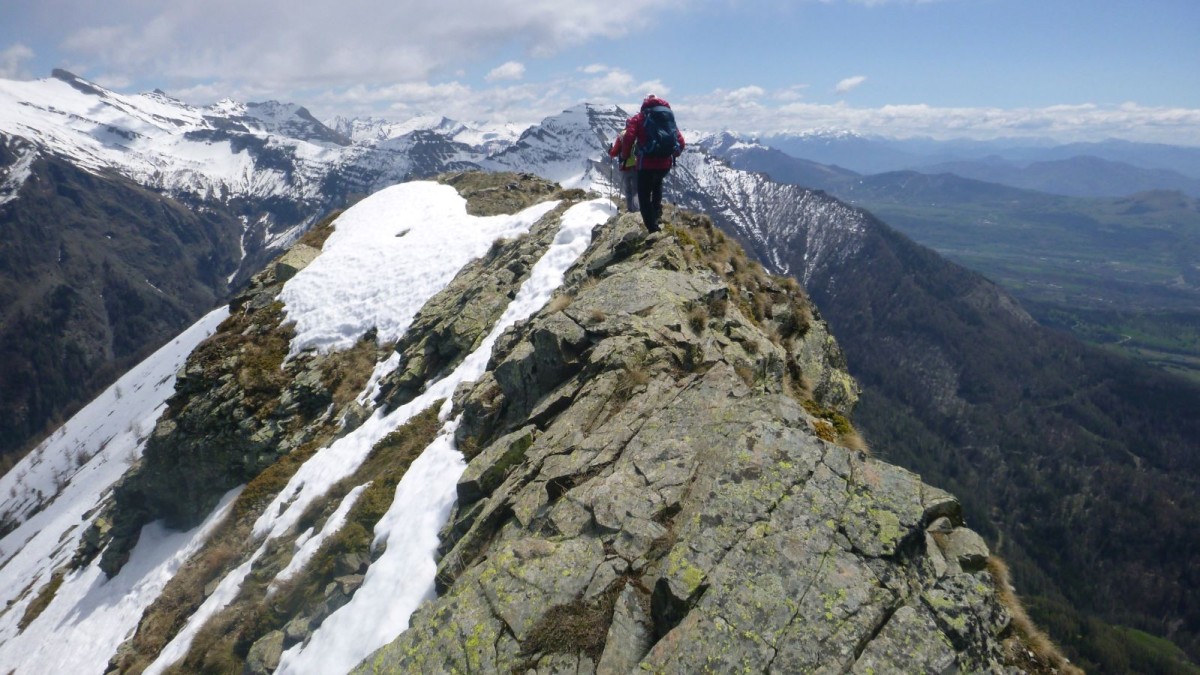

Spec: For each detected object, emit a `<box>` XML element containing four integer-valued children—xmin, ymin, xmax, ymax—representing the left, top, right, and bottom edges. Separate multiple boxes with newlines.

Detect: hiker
<box><xmin>620</xmin><ymin>94</ymin><xmax>685</xmax><ymax>233</ymax></box>
<box><xmin>607</xmin><ymin>130</ymin><xmax>638</xmax><ymax>212</ymax></box>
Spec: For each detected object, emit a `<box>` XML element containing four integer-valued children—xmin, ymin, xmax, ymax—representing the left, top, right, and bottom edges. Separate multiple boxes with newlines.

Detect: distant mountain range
<box><xmin>917</xmin><ymin>155</ymin><xmax>1200</xmax><ymax>198</ymax></box>
<box><xmin>753</xmin><ymin>129</ymin><xmax>1200</xmax><ymax>196</ymax></box>
<box><xmin>701</xmin><ymin>134</ymin><xmax>1200</xmax><ymax>388</ymax></box>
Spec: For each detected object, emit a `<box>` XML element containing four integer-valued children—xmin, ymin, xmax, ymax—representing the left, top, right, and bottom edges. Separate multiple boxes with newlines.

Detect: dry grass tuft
<box><xmin>734</xmin><ymin>365</ymin><xmax>757</xmax><ymax>389</ymax></box>
<box><xmin>615</xmin><ymin>366</ymin><xmax>651</xmax><ymax>401</ymax></box>
<box><xmin>297</xmin><ymin>210</ymin><xmax>342</xmax><ymax>250</ymax></box>
<box><xmin>518</xmin><ymin>581</ymin><xmax>628</xmax><ymax>664</ymax></box>
<box><xmin>988</xmin><ymin>556</ymin><xmax>1083</xmax><ymax>674</ymax></box>
<box><xmin>546</xmin><ymin>293</ymin><xmax>574</xmax><ymax>314</ymax></box>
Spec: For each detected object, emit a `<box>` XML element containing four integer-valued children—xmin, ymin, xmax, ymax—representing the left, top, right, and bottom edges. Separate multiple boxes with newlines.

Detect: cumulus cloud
<box><xmin>575</xmin><ymin>64</ymin><xmax>667</xmax><ymax>102</ymax></box>
<box><xmin>834</xmin><ymin>75</ymin><xmax>867</xmax><ymax>95</ymax></box>
<box><xmin>41</xmin><ymin>0</ymin><xmax>684</xmax><ymax>92</ymax></box>
<box><xmin>485</xmin><ymin>61</ymin><xmax>526</xmax><ymax>82</ymax></box>
<box><xmin>0</xmin><ymin>43</ymin><xmax>34</xmax><ymax>79</ymax></box>
<box><xmin>724</xmin><ymin>86</ymin><xmax>766</xmax><ymax>104</ymax></box>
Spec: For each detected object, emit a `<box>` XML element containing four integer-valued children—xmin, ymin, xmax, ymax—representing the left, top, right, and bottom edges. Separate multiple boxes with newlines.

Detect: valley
<box><xmin>841</xmin><ymin>180</ymin><xmax>1200</xmax><ymax>381</ymax></box>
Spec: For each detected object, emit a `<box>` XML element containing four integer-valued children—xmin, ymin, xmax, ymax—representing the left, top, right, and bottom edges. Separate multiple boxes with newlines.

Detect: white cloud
<box><xmin>486</xmin><ymin>61</ymin><xmax>525</xmax><ymax>82</ymax></box>
<box><xmin>725</xmin><ymin>86</ymin><xmax>766</xmax><ymax>104</ymax></box>
<box><xmin>46</xmin><ymin>0</ymin><xmax>685</xmax><ymax>92</ymax></box>
<box><xmin>773</xmin><ymin>85</ymin><xmax>810</xmax><ymax>102</ymax></box>
<box><xmin>574</xmin><ymin>64</ymin><xmax>667</xmax><ymax>103</ymax></box>
<box><xmin>835</xmin><ymin>75</ymin><xmax>867</xmax><ymax>95</ymax></box>
<box><xmin>677</xmin><ymin>93</ymin><xmax>1200</xmax><ymax>144</ymax></box>
<box><xmin>0</xmin><ymin>44</ymin><xmax>34</xmax><ymax>80</ymax></box>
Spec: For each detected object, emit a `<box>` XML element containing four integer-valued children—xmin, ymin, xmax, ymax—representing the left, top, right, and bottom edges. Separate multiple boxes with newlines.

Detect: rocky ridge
<box><xmin>349</xmin><ymin>186</ymin><xmax>1057</xmax><ymax>671</ymax></box>
<box><xmin>28</xmin><ymin>173</ymin><xmax>1066</xmax><ymax>673</ymax></box>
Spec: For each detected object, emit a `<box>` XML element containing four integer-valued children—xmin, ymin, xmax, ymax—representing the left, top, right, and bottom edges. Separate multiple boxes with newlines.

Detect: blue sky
<box><xmin>2</xmin><ymin>0</ymin><xmax>1198</xmax><ymax>143</ymax></box>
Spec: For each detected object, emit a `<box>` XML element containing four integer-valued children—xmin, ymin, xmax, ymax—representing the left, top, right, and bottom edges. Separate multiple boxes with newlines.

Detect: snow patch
<box><xmin>278</xmin><ymin>181</ymin><xmax>558</xmax><ymax>355</ymax></box>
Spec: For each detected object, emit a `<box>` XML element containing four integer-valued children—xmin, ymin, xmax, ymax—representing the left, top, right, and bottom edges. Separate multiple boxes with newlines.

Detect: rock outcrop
<box><xmin>356</xmin><ymin>210</ymin><xmax>1045</xmax><ymax>672</ymax></box>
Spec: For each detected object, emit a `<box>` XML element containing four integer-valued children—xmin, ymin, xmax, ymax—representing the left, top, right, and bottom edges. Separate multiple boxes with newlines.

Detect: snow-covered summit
<box><xmin>327</xmin><ymin>114</ymin><xmax>521</xmax><ymax>154</ymax></box>
<box><xmin>485</xmin><ymin>103</ymin><xmax>630</xmax><ymax>188</ymax></box>
<box><xmin>0</xmin><ymin>70</ymin><xmax>339</xmax><ymax>203</ymax></box>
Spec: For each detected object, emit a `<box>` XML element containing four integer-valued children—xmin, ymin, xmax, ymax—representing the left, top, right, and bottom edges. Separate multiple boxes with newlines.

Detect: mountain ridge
<box><xmin>0</xmin><ymin>173</ymin><xmax>1072</xmax><ymax>674</ymax></box>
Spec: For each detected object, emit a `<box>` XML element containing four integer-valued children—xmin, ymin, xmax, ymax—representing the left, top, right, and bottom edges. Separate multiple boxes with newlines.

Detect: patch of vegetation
<box><xmin>546</xmin><ymin>293</ymin><xmax>574</xmax><ymax>314</ymax></box>
<box><xmin>988</xmin><ymin>556</ymin><xmax>1082</xmax><ymax>674</ymax></box>
<box><xmin>438</xmin><ymin>171</ymin><xmax>564</xmax><ymax>216</ymax></box>
<box><xmin>1026</xmin><ymin>595</ymin><xmax>1200</xmax><ymax>675</ymax></box>
<box><xmin>1028</xmin><ymin>303</ymin><xmax>1200</xmax><ymax>382</ymax></box>
<box><xmin>803</xmin><ymin>399</ymin><xmax>868</xmax><ymax>453</ymax></box>
<box><xmin>516</xmin><ymin>580</ymin><xmax>630</xmax><ymax>667</ymax></box>
<box><xmin>17</xmin><ymin>570</ymin><xmax>64</xmax><ymax>632</ymax></box>
<box><xmin>320</xmin><ymin>332</ymin><xmax>384</xmax><ymax>408</ymax></box>
<box><xmin>296</xmin><ymin>209</ymin><xmax>342</xmax><ymax>250</ymax></box>
<box><xmin>615</xmin><ymin>365</ymin><xmax>651</xmax><ymax>401</ymax></box>
<box><xmin>234</xmin><ymin>433</ymin><xmax>329</xmax><ymax>521</ymax></box>
<box><xmin>161</xmin><ymin>403</ymin><xmax>444</xmax><ymax>674</ymax></box>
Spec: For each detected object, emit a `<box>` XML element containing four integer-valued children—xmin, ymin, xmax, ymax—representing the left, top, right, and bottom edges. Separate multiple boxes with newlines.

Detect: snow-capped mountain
<box><xmin>0</xmin><ymin>68</ymin><xmax>875</xmax><ymax>430</ymax></box>
<box><xmin>0</xmin><ymin>70</ymin><xmax>516</xmax><ymax>232</ymax></box>
<box><xmin>484</xmin><ymin>104</ymin><xmax>628</xmax><ymax>187</ymax></box>
<box><xmin>1</xmin><ymin>70</ymin><xmax>339</xmax><ymax>211</ymax></box>
<box><xmin>328</xmin><ymin>114</ymin><xmax>521</xmax><ymax>155</ymax></box>
<box><xmin>479</xmin><ymin>104</ymin><xmax>873</xmax><ymax>283</ymax></box>
<box><xmin>0</xmin><ymin>71</ymin><xmax>520</xmax><ymax>464</ymax></box>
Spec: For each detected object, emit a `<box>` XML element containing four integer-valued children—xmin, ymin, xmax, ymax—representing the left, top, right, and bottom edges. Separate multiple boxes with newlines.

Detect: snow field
<box><xmin>0</xmin><ymin>308</ymin><xmax>229</xmax><ymax>673</ymax></box>
<box><xmin>278</xmin><ymin>181</ymin><xmax>559</xmax><ymax>355</ymax></box>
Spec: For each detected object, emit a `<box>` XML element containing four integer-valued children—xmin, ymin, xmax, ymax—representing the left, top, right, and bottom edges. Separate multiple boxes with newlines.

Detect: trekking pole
<box><xmin>609</xmin><ymin>153</ymin><xmax>619</xmax><ymax>204</ymax></box>
<box><xmin>610</xmin><ymin>156</ymin><xmax>618</xmax><ymax>211</ymax></box>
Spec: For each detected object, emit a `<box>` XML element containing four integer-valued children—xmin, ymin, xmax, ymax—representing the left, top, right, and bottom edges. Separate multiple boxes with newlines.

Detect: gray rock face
<box><xmin>372</xmin><ymin>173</ymin><xmax>597</xmax><ymax>417</ymax></box>
<box><xmin>355</xmin><ymin>210</ymin><xmax>1024</xmax><ymax>673</ymax></box>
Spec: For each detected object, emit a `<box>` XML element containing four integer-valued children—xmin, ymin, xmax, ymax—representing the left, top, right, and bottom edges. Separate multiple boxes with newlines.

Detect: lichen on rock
<box><xmin>355</xmin><ymin>203</ymin><xmax>1047</xmax><ymax>673</ymax></box>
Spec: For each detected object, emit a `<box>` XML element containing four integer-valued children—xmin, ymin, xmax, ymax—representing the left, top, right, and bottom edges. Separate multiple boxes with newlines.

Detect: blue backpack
<box><xmin>640</xmin><ymin>106</ymin><xmax>681</xmax><ymax>158</ymax></box>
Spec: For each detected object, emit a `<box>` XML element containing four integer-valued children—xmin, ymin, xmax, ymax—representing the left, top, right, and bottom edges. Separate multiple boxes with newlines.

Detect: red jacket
<box><xmin>620</xmin><ymin>96</ymin><xmax>685</xmax><ymax>171</ymax></box>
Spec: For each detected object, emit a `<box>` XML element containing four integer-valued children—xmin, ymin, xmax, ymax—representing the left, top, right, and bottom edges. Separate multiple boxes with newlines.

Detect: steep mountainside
<box><xmin>706</xmin><ymin>139</ymin><xmax>1200</xmax><ymax>381</ymax></box>
<box><xmin>0</xmin><ymin>71</ymin><xmax>500</xmax><ymax>464</ymax></box>
<box><xmin>696</xmin><ymin>132</ymin><xmax>861</xmax><ymax>193</ymax></box>
<box><xmin>0</xmin><ymin>173</ymin><xmax>1067</xmax><ymax>674</ymax></box>
<box><xmin>743</xmin><ymin>193</ymin><xmax>1200</xmax><ymax>673</ymax></box>
<box><xmin>0</xmin><ymin>147</ymin><xmax>245</xmax><ymax>466</ymax></box>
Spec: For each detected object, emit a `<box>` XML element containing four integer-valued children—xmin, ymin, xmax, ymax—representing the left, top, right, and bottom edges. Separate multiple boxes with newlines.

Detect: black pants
<box><xmin>637</xmin><ymin>168</ymin><xmax>670</xmax><ymax>232</ymax></box>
